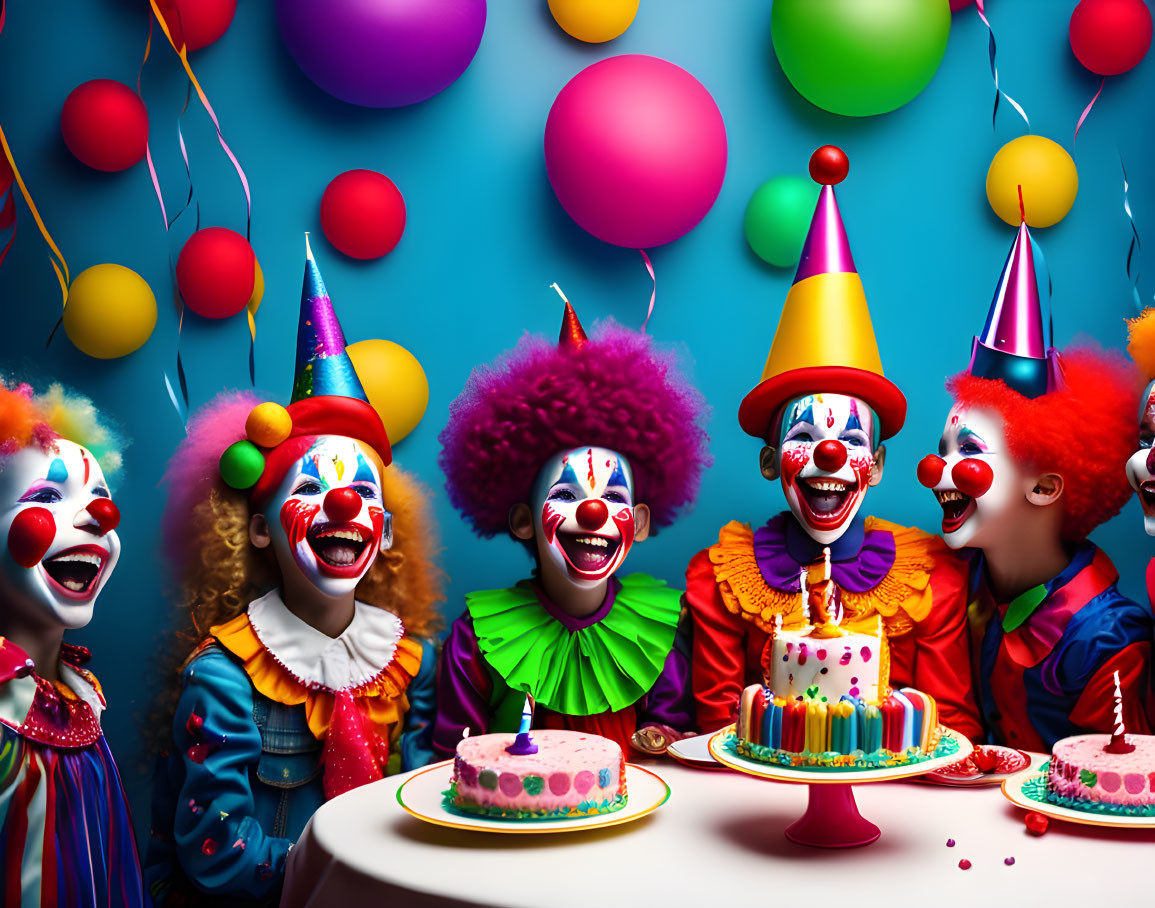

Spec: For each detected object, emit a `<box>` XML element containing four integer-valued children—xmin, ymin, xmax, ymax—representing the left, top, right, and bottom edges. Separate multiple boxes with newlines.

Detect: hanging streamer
<box><xmin>1121</xmin><ymin>155</ymin><xmax>1143</xmax><ymax>314</ymax></box>
<box><xmin>0</xmin><ymin>155</ymin><xmax>15</xmax><ymax>270</ymax></box>
<box><xmin>974</xmin><ymin>0</ymin><xmax>1031</xmax><ymax>131</ymax></box>
<box><xmin>638</xmin><ymin>249</ymin><xmax>656</xmax><ymax>333</ymax></box>
<box><xmin>1073</xmin><ymin>77</ymin><xmax>1106</xmax><ymax>145</ymax></box>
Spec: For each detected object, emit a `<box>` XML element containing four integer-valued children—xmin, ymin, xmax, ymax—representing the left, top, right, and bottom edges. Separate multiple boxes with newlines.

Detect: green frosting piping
<box><xmin>1022</xmin><ymin>765</ymin><xmax>1155</xmax><ymax>818</ymax></box>
<box><xmin>441</xmin><ymin>781</ymin><xmax>628</xmax><ymax>821</ymax></box>
<box><xmin>1079</xmin><ymin>768</ymin><xmax>1098</xmax><ymax>788</ymax></box>
<box><xmin>468</xmin><ymin>573</ymin><xmax>682</xmax><ymax>715</ymax></box>
<box><xmin>725</xmin><ymin>732</ymin><xmax>959</xmax><ymax>772</ymax></box>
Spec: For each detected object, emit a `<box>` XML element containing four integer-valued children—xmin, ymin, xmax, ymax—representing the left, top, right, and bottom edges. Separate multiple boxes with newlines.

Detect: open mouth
<box><xmin>796</xmin><ymin>477</ymin><xmax>859</xmax><ymax>529</ymax></box>
<box><xmin>41</xmin><ymin>544</ymin><xmax>107</xmax><ymax>601</ymax></box>
<box><xmin>557</xmin><ymin>532</ymin><xmax>621</xmax><ymax>576</ymax></box>
<box><xmin>307</xmin><ymin>523</ymin><xmax>373</xmax><ymax>576</ymax></box>
<box><xmin>1140</xmin><ymin>481</ymin><xmax>1155</xmax><ymax>515</ymax></box>
<box><xmin>935</xmin><ymin>489</ymin><xmax>976</xmax><ymax>534</ymax></box>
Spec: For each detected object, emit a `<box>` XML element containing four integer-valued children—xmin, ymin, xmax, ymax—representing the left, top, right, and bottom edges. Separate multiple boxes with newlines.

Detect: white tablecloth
<box><xmin>281</xmin><ymin>753</ymin><xmax>1155</xmax><ymax>908</ymax></box>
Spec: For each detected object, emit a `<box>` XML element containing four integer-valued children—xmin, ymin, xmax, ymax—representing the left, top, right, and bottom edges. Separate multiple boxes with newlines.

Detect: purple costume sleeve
<box><xmin>637</xmin><ymin>615</ymin><xmax>696</xmax><ymax>734</ymax></box>
<box><xmin>432</xmin><ymin>614</ymin><xmax>494</xmax><ymax>760</ymax></box>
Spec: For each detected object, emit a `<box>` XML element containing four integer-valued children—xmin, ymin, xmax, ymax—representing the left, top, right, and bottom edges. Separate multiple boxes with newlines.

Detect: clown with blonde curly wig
<box><xmin>433</xmin><ymin>289</ymin><xmax>710</xmax><ymax>759</ymax></box>
<box><xmin>918</xmin><ymin>220</ymin><xmax>1154</xmax><ymax>751</ymax></box>
<box><xmin>0</xmin><ymin>380</ymin><xmax>145</xmax><ymax>905</ymax></box>
<box><xmin>145</xmin><ymin>241</ymin><xmax>442</xmax><ymax>906</ymax></box>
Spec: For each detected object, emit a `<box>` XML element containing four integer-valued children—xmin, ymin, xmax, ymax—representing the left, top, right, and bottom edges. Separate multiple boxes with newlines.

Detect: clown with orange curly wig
<box><xmin>145</xmin><ymin>240</ymin><xmax>442</xmax><ymax>906</ymax></box>
<box><xmin>917</xmin><ymin>220</ymin><xmax>1154</xmax><ymax>751</ymax></box>
<box><xmin>433</xmin><ymin>288</ymin><xmax>709</xmax><ymax>759</ymax></box>
<box><xmin>0</xmin><ymin>381</ymin><xmax>145</xmax><ymax>905</ymax></box>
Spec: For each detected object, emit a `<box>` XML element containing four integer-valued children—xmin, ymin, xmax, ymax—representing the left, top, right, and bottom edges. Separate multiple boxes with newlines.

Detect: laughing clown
<box><xmin>145</xmin><ymin>240</ymin><xmax>442</xmax><ymax>905</ymax></box>
<box><xmin>918</xmin><ymin>218</ymin><xmax>1153</xmax><ymax>750</ymax></box>
<box><xmin>433</xmin><ymin>293</ymin><xmax>710</xmax><ymax>757</ymax></box>
<box><xmin>0</xmin><ymin>382</ymin><xmax>144</xmax><ymax>906</ymax></box>
<box><xmin>685</xmin><ymin>146</ymin><xmax>981</xmax><ymax>738</ymax></box>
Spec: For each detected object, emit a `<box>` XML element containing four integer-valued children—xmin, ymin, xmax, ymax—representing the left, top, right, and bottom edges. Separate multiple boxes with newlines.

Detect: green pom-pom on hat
<box><xmin>220</xmin><ymin>440</ymin><xmax>266</xmax><ymax>490</ymax></box>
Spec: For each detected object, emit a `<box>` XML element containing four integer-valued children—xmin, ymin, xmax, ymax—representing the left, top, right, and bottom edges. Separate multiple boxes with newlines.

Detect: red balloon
<box><xmin>174</xmin><ymin>0</ymin><xmax>238</xmax><ymax>51</ymax></box>
<box><xmin>320</xmin><ymin>170</ymin><xmax>406</xmax><ymax>260</ymax></box>
<box><xmin>176</xmin><ymin>227</ymin><xmax>256</xmax><ymax>320</ymax></box>
<box><xmin>1070</xmin><ymin>0</ymin><xmax>1153</xmax><ymax>75</ymax></box>
<box><xmin>60</xmin><ymin>80</ymin><xmax>149</xmax><ymax>172</ymax></box>
<box><xmin>809</xmin><ymin>146</ymin><xmax>848</xmax><ymax>186</ymax></box>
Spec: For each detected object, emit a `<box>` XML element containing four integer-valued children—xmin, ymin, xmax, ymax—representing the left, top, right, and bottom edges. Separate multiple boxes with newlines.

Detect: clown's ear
<box><xmin>759</xmin><ymin>446</ymin><xmax>779</xmax><ymax>482</ymax></box>
<box><xmin>508</xmin><ymin>503</ymin><xmax>535</xmax><ymax>540</ymax></box>
<box><xmin>1026</xmin><ymin>472</ymin><xmax>1064</xmax><ymax>508</ymax></box>
<box><xmin>378</xmin><ymin>512</ymin><xmax>394</xmax><ymax>553</ymax></box>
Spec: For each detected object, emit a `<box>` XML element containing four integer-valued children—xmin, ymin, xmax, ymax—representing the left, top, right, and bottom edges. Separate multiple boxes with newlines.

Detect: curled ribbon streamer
<box><xmin>1121</xmin><ymin>155</ymin><xmax>1143</xmax><ymax>313</ymax></box>
<box><xmin>0</xmin><ymin>161</ymin><xmax>15</xmax><ymax>269</ymax></box>
<box><xmin>638</xmin><ymin>249</ymin><xmax>656</xmax><ymax>333</ymax></box>
<box><xmin>1073</xmin><ymin>76</ymin><xmax>1106</xmax><ymax>145</ymax></box>
<box><xmin>974</xmin><ymin>0</ymin><xmax>1031</xmax><ymax>131</ymax></box>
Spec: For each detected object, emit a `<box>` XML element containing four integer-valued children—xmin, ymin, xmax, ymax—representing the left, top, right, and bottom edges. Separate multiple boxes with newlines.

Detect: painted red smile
<box><xmin>935</xmin><ymin>489</ymin><xmax>976</xmax><ymax>534</ymax></box>
<box><xmin>795</xmin><ymin>477</ymin><xmax>860</xmax><ymax>531</ymax></box>
<box><xmin>307</xmin><ymin>522</ymin><xmax>375</xmax><ymax>578</ymax></box>
<box><xmin>557</xmin><ymin>531</ymin><xmax>621</xmax><ymax>578</ymax></box>
<box><xmin>41</xmin><ymin>544</ymin><xmax>108</xmax><ymax>602</ymax></box>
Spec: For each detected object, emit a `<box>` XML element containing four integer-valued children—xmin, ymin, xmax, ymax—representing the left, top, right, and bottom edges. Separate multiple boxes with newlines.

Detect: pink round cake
<box><xmin>1047</xmin><ymin>734</ymin><xmax>1155</xmax><ymax>807</ymax></box>
<box><xmin>446</xmin><ymin>730</ymin><xmax>627</xmax><ymax>820</ymax></box>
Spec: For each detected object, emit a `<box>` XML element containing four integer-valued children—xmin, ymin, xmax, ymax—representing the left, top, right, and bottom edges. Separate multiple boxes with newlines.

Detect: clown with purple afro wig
<box><xmin>433</xmin><ymin>290</ymin><xmax>710</xmax><ymax>758</ymax></box>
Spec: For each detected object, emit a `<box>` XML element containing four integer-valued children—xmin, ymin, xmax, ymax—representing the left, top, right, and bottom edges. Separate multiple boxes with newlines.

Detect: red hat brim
<box><xmin>738</xmin><ymin>366</ymin><xmax>907</xmax><ymax>441</ymax></box>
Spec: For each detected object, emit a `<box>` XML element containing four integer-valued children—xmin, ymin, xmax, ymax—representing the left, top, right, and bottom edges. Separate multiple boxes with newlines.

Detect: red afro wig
<box><xmin>947</xmin><ymin>347</ymin><xmax>1140</xmax><ymax>541</ymax></box>
<box><xmin>439</xmin><ymin>321</ymin><xmax>711</xmax><ymax>537</ymax></box>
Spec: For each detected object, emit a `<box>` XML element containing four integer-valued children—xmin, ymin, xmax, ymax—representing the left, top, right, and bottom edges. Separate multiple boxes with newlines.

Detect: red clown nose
<box><xmin>576</xmin><ymin>499</ymin><xmax>609</xmax><ymax>531</ymax></box>
<box><xmin>952</xmin><ymin>459</ymin><xmax>994</xmax><ymax>499</ymax></box>
<box><xmin>916</xmin><ymin>455</ymin><xmax>946</xmax><ymax>488</ymax></box>
<box><xmin>812</xmin><ymin>439</ymin><xmax>848</xmax><ymax>473</ymax></box>
<box><xmin>323</xmin><ymin>487</ymin><xmax>363</xmax><ymax>523</ymax></box>
<box><xmin>85</xmin><ymin>498</ymin><xmax>121</xmax><ymax>534</ymax></box>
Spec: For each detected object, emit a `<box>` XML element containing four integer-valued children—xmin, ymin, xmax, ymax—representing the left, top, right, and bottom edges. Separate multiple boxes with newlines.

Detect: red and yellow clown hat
<box><xmin>218</xmin><ymin>236</ymin><xmax>392</xmax><ymax>499</ymax></box>
<box><xmin>738</xmin><ymin>146</ymin><xmax>907</xmax><ymax>441</ymax></box>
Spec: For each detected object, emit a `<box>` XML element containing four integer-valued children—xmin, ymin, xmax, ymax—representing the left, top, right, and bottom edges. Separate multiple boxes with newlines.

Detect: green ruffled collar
<box><xmin>466</xmin><ymin>573</ymin><xmax>682</xmax><ymax>716</ymax></box>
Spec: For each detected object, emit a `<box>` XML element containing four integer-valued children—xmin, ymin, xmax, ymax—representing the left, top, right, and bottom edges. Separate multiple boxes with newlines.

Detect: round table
<box><xmin>280</xmin><ymin>753</ymin><xmax>1155</xmax><ymax>907</ymax></box>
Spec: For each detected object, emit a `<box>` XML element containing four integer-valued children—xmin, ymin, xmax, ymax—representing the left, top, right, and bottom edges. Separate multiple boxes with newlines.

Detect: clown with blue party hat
<box><xmin>145</xmin><ymin>237</ymin><xmax>442</xmax><ymax>904</ymax></box>
<box><xmin>686</xmin><ymin>145</ymin><xmax>982</xmax><ymax>741</ymax></box>
<box><xmin>917</xmin><ymin>210</ymin><xmax>1153</xmax><ymax>751</ymax></box>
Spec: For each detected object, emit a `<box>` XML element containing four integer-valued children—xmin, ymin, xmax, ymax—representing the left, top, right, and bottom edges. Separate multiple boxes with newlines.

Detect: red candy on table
<box><xmin>1024</xmin><ymin>812</ymin><xmax>1049</xmax><ymax>835</ymax></box>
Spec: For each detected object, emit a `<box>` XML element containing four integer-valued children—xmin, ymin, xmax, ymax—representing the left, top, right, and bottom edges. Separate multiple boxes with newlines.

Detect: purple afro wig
<box><xmin>439</xmin><ymin>320</ymin><xmax>711</xmax><ymax>537</ymax></box>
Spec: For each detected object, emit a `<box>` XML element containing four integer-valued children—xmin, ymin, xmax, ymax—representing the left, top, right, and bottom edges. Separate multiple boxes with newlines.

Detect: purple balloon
<box><xmin>277</xmin><ymin>0</ymin><xmax>487</xmax><ymax>108</ymax></box>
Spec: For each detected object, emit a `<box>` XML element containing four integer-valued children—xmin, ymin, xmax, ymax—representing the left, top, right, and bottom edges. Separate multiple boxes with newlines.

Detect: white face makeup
<box><xmin>0</xmin><ymin>440</ymin><xmax>121</xmax><ymax>631</ymax></box>
<box><xmin>1126</xmin><ymin>380</ymin><xmax>1155</xmax><ymax>536</ymax></box>
<box><xmin>263</xmin><ymin>436</ymin><xmax>392</xmax><ymax>600</ymax></box>
<box><xmin>532</xmin><ymin>446</ymin><xmax>638</xmax><ymax>590</ymax></box>
<box><xmin>776</xmin><ymin>394</ymin><xmax>879</xmax><ymax>546</ymax></box>
<box><xmin>931</xmin><ymin>405</ymin><xmax>1026</xmax><ymax>550</ymax></box>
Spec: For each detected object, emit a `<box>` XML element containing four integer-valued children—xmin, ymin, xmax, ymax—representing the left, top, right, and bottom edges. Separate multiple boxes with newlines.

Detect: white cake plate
<box><xmin>397</xmin><ymin>761</ymin><xmax>670</xmax><ymax>835</ymax></box>
<box><xmin>667</xmin><ymin>731</ymin><xmax>726</xmax><ymax>770</ymax></box>
<box><xmin>1002</xmin><ymin>767</ymin><xmax>1155</xmax><ymax>830</ymax></box>
<box><xmin>708</xmin><ymin>726</ymin><xmax>973</xmax><ymax>848</ymax></box>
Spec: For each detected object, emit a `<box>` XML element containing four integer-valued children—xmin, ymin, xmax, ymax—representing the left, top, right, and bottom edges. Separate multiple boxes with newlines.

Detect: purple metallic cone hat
<box><xmin>290</xmin><ymin>235</ymin><xmax>371</xmax><ymax>405</ymax></box>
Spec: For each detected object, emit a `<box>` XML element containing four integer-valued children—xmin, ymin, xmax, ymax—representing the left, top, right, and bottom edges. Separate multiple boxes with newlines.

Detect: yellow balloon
<box><xmin>986</xmin><ymin>135</ymin><xmax>1078</xmax><ymax>228</ymax></box>
<box><xmin>347</xmin><ymin>338</ymin><xmax>429</xmax><ymax>445</ymax></box>
<box><xmin>63</xmin><ymin>264</ymin><xmax>157</xmax><ymax>359</ymax></box>
<box><xmin>548</xmin><ymin>0</ymin><xmax>639</xmax><ymax>43</ymax></box>
<box><xmin>246</xmin><ymin>401</ymin><xmax>292</xmax><ymax>448</ymax></box>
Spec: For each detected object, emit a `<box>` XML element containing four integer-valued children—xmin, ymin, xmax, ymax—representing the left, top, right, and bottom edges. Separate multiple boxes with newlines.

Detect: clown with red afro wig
<box><xmin>919</xmin><ymin>220</ymin><xmax>1153</xmax><ymax>751</ymax></box>
<box><xmin>433</xmin><ymin>291</ymin><xmax>709</xmax><ymax>760</ymax></box>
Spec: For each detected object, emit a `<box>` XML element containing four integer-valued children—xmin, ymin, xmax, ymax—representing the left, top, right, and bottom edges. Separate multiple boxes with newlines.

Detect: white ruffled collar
<box><xmin>247</xmin><ymin>589</ymin><xmax>404</xmax><ymax>692</ymax></box>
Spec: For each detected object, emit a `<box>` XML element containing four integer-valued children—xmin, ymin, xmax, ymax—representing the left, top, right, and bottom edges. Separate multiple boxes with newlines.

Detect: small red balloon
<box><xmin>575</xmin><ymin>499</ymin><xmax>610</xmax><ymax>531</ymax></box>
<box><xmin>320</xmin><ymin>170</ymin><xmax>406</xmax><ymax>260</ymax></box>
<box><xmin>85</xmin><ymin>498</ymin><xmax>121</xmax><ymax>534</ymax></box>
<box><xmin>176</xmin><ymin>227</ymin><xmax>256</xmax><ymax>319</ymax></box>
<box><xmin>952</xmin><ymin>458</ymin><xmax>994</xmax><ymax>499</ymax></box>
<box><xmin>916</xmin><ymin>454</ymin><xmax>946</xmax><ymax>488</ymax></box>
<box><xmin>812</xmin><ymin>439</ymin><xmax>848</xmax><ymax>473</ymax></box>
<box><xmin>61</xmin><ymin>80</ymin><xmax>149</xmax><ymax>172</ymax></box>
<box><xmin>809</xmin><ymin>146</ymin><xmax>849</xmax><ymax>186</ymax></box>
<box><xmin>323</xmin><ymin>487</ymin><xmax>363</xmax><ymax>524</ymax></box>
<box><xmin>173</xmin><ymin>0</ymin><xmax>237</xmax><ymax>51</ymax></box>
<box><xmin>1070</xmin><ymin>0</ymin><xmax>1153</xmax><ymax>75</ymax></box>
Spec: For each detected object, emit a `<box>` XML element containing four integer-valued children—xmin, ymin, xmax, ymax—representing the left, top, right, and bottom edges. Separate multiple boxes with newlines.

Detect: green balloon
<box><xmin>219</xmin><ymin>440</ymin><xmax>265</xmax><ymax>490</ymax></box>
<box><xmin>744</xmin><ymin>175</ymin><xmax>817</xmax><ymax>268</ymax></box>
<box><xmin>772</xmin><ymin>0</ymin><xmax>951</xmax><ymax>117</ymax></box>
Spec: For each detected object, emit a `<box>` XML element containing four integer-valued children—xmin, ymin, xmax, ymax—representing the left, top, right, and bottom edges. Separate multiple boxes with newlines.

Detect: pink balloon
<box><xmin>544</xmin><ymin>55</ymin><xmax>727</xmax><ymax>249</ymax></box>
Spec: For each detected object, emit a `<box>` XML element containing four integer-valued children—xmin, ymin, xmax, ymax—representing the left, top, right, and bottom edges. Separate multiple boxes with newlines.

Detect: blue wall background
<box><xmin>0</xmin><ymin>0</ymin><xmax>1152</xmax><ymax>833</ymax></box>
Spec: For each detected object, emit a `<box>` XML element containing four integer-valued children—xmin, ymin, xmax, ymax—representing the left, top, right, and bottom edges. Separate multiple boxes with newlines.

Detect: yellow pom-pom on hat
<box><xmin>1127</xmin><ymin>308</ymin><xmax>1155</xmax><ymax>382</ymax></box>
<box><xmin>246</xmin><ymin>402</ymin><xmax>292</xmax><ymax>448</ymax></box>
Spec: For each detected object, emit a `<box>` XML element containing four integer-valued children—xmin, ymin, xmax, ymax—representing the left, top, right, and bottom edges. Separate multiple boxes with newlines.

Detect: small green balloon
<box><xmin>744</xmin><ymin>175</ymin><xmax>817</xmax><ymax>268</ymax></box>
<box><xmin>772</xmin><ymin>0</ymin><xmax>951</xmax><ymax>117</ymax></box>
<box><xmin>219</xmin><ymin>440</ymin><xmax>265</xmax><ymax>490</ymax></box>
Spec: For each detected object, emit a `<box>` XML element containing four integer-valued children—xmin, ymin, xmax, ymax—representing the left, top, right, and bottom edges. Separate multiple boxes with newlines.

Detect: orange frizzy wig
<box><xmin>0</xmin><ymin>380</ymin><xmax>125</xmax><ymax>474</ymax></box>
<box><xmin>947</xmin><ymin>347</ymin><xmax>1140</xmax><ymax>541</ymax></box>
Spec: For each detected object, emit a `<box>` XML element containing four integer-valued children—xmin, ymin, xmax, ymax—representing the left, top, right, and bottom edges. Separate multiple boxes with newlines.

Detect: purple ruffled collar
<box><xmin>753</xmin><ymin>513</ymin><xmax>897</xmax><ymax>594</ymax></box>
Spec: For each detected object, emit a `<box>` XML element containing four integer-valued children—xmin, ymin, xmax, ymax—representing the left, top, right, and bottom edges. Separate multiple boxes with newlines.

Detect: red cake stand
<box><xmin>709</xmin><ymin>726</ymin><xmax>973</xmax><ymax>848</ymax></box>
